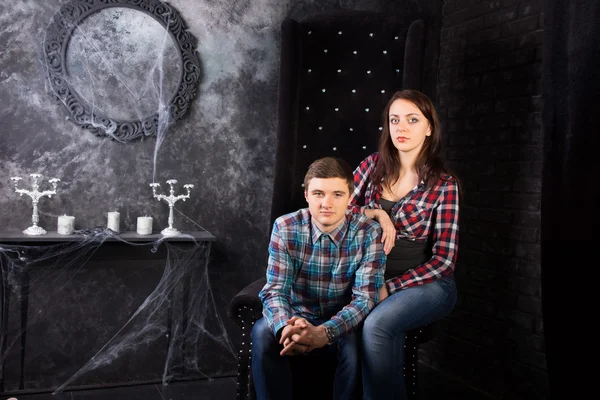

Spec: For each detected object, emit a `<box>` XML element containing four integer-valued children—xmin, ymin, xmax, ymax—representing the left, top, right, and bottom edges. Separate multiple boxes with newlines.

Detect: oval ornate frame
<box><xmin>43</xmin><ymin>0</ymin><xmax>201</xmax><ymax>142</ymax></box>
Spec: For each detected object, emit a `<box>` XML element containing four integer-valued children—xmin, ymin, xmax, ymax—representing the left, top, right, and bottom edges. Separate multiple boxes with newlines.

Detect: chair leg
<box><xmin>248</xmin><ymin>318</ymin><xmax>257</xmax><ymax>400</ymax></box>
<box><xmin>404</xmin><ymin>328</ymin><xmax>423</xmax><ymax>400</ymax></box>
<box><xmin>234</xmin><ymin>305</ymin><xmax>257</xmax><ymax>400</ymax></box>
<box><xmin>248</xmin><ymin>357</ymin><xmax>256</xmax><ymax>400</ymax></box>
<box><xmin>236</xmin><ymin>347</ymin><xmax>249</xmax><ymax>400</ymax></box>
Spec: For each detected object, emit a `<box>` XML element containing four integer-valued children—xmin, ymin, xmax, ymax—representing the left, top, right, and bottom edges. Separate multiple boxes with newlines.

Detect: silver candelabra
<box><xmin>149</xmin><ymin>179</ymin><xmax>194</xmax><ymax>236</ymax></box>
<box><xmin>10</xmin><ymin>173</ymin><xmax>61</xmax><ymax>235</ymax></box>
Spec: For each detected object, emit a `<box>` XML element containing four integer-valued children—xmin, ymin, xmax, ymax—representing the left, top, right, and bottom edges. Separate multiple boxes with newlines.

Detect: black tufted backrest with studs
<box><xmin>270</xmin><ymin>9</ymin><xmax>426</xmax><ymax>224</ymax></box>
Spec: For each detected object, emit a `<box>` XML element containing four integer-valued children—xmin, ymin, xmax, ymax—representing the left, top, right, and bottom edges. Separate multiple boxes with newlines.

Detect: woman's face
<box><xmin>388</xmin><ymin>98</ymin><xmax>431</xmax><ymax>155</ymax></box>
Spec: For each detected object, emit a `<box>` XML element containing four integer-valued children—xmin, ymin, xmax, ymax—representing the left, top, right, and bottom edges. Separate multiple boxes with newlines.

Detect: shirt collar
<box><xmin>310</xmin><ymin>213</ymin><xmax>349</xmax><ymax>247</ymax></box>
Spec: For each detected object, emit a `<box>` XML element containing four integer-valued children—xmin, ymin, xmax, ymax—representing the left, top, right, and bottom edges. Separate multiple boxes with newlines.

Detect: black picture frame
<box><xmin>43</xmin><ymin>0</ymin><xmax>202</xmax><ymax>142</ymax></box>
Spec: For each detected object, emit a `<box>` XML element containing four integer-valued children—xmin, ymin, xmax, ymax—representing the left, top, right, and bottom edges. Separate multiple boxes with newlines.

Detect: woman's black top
<box><xmin>379</xmin><ymin>198</ymin><xmax>431</xmax><ymax>280</ymax></box>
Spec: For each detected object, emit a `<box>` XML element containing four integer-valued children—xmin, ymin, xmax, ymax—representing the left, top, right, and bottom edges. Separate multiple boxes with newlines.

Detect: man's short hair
<box><xmin>304</xmin><ymin>157</ymin><xmax>354</xmax><ymax>194</ymax></box>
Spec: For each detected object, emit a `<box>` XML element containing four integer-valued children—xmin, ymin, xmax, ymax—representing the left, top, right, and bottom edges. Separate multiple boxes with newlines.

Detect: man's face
<box><xmin>304</xmin><ymin>177</ymin><xmax>351</xmax><ymax>233</ymax></box>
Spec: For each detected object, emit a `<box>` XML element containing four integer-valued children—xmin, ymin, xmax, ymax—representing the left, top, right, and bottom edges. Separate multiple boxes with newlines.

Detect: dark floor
<box><xmin>3</xmin><ymin>364</ymin><xmax>491</xmax><ymax>399</ymax></box>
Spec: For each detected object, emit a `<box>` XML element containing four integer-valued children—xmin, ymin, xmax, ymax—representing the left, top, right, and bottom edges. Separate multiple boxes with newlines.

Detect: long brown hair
<box><xmin>373</xmin><ymin>89</ymin><xmax>456</xmax><ymax>193</ymax></box>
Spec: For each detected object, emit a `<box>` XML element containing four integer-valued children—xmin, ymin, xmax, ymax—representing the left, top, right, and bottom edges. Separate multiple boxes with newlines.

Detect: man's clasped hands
<box><xmin>279</xmin><ymin>316</ymin><xmax>329</xmax><ymax>356</ymax></box>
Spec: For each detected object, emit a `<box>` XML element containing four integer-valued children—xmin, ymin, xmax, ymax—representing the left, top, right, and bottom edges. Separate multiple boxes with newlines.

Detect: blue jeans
<box><xmin>251</xmin><ymin>316</ymin><xmax>360</xmax><ymax>400</ymax></box>
<box><xmin>361</xmin><ymin>275</ymin><xmax>457</xmax><ymax>400</ymax></box>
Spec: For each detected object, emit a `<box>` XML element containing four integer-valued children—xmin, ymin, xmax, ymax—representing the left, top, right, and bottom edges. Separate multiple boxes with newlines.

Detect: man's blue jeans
<box><xmin>251</xmin><ymin>317</ymin><xmax>360</xmax><ymax>400</ymax></box>
<box><xmin>361</xmin><ymin>275</ymin><xmax>457</xmax><ymax>400</ymax></box>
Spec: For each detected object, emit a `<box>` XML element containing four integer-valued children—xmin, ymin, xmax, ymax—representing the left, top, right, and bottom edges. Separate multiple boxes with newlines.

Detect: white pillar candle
<box><xmin>107</xmin><ymin>211</ymin><xmax>120</xmax><ymax>233</ymax></box>
<box><xmin>137</xmin><ymin>216</ymin><xmax>153</xmax><ymax>235</ymax></box>
<box><xmin>57</xmin><ymin>215</ymin><xmax>75</xmax><ymax>235</ymax></box>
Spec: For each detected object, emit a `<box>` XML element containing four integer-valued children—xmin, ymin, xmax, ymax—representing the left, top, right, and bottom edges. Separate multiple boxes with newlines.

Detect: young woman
<box><xmin>349</xmin><ymin>89</ymin><xmax>459</xmax><ymax>400</ymax></box>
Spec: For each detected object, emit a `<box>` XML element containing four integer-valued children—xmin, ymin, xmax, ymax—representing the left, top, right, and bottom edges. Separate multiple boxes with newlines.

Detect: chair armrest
<box><xmin>227</xmin><ymin>277</ymin><xmax>266</xmax><ymax>321</ymax></box>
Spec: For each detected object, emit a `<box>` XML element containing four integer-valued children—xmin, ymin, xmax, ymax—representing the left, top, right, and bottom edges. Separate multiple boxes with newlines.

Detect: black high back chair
<box><xmin>228</xmin><ymin>9</ymin><xmax>435</xmax><ymax>400</ymax></box>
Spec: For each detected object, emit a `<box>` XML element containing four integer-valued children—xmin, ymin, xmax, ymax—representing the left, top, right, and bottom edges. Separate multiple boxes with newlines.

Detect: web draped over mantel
<box><xmin>0</xmin><ymin>230</ymin><xmax>236</xmax><ymax>393</ymax></box>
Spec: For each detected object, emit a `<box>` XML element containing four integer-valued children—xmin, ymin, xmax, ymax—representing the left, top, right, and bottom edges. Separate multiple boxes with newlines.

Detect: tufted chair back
<box><xmin>271</xmin><ymin>9</ymin><xmax>425</xmax><ymax>223</ymax></box>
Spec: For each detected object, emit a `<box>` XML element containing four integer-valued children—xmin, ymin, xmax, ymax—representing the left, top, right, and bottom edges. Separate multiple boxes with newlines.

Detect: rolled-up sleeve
<box><xmin>349</xmin><ymin>153</ymin><xmax>379</xmax><ymax>214</ymax></box>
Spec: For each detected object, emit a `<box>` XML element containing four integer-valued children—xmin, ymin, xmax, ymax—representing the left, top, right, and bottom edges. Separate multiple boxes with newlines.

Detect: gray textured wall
<box><xmin>0</xmin><ymin>0</ymin><xmax>440</xmax><ymax>390</ymax></box>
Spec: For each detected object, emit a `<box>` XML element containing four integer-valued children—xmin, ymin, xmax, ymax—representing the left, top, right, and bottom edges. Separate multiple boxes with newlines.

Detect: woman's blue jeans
<box><xmin>251</xmin><ymin>316</ymin><xmax>360</xmax><ymax>400</ymax></box>
<box><xmin>361</xmin><ymin>275</ymin><xmax>457</xmax><ymax>400</ymax></box>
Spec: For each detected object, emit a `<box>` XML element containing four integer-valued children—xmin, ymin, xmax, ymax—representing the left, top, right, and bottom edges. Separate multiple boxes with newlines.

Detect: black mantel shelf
<box><xmin>0</xmin><ymin>229</ymin><xmax>216</xmax><ymax>393</ymax></box>
<box><xmin>0</xmin><ymin>230</ymin><xmax>216</xmax><ymax>243</ymax></box>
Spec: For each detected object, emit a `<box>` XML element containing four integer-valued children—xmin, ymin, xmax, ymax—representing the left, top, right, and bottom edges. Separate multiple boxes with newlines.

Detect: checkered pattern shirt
<box><xmin>259</xmin><ymin>208</ymin><xmax>385</xmax><ymax>342</ymax></box>
<box><xmin>350</xmin><ymin>152</ymin><xmax>459</xmax><ymax>293</ymax></box>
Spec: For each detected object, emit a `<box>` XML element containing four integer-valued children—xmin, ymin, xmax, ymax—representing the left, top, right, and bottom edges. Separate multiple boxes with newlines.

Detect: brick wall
<box><xmin>423</xmin><ymin>0</ymin><xmax>547</xmax><ymax>398</ymax></box>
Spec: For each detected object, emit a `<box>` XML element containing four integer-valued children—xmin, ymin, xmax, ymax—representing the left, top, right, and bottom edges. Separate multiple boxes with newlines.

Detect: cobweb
<box><xmin>0</xmin><ymin>229</ymin><xmax>237</xmax><ymax>393</ymax></box>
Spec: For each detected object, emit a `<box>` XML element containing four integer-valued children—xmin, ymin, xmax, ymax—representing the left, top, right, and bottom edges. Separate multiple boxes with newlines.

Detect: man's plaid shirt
<box><xmin>259</xmin><ymin>208</ymin><xmax>385</xmax><ymax>342</ymax></box>
<box><xmin>349</xmin><ymin>152</ymin><xmax>459</xmax><ymax>293</ymax></box>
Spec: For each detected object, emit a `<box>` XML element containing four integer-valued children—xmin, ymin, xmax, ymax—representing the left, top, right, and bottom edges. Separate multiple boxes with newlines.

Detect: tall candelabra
<box><xmin>149</xmin><ymin>179</ymin><xmax>194</xmax><ymax>236</ymax></box>
<box><xmin>10</xmin><ymin>173</ymin><xmax>61</xmax><ymax>235</ymax></box>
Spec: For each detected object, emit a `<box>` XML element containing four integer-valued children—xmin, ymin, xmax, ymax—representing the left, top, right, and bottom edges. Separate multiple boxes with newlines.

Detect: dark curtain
<box><xmin>542</xmin><ymin>1</ymin><xmax>600</xmax><ymax>398</ymax></box>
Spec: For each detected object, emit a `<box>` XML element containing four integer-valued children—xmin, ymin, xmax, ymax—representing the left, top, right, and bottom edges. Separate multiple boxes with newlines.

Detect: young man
<box><xmin>251</xmin><ymin>157</ymin><xmax>386</xmax><ymax>400</ymax></box>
